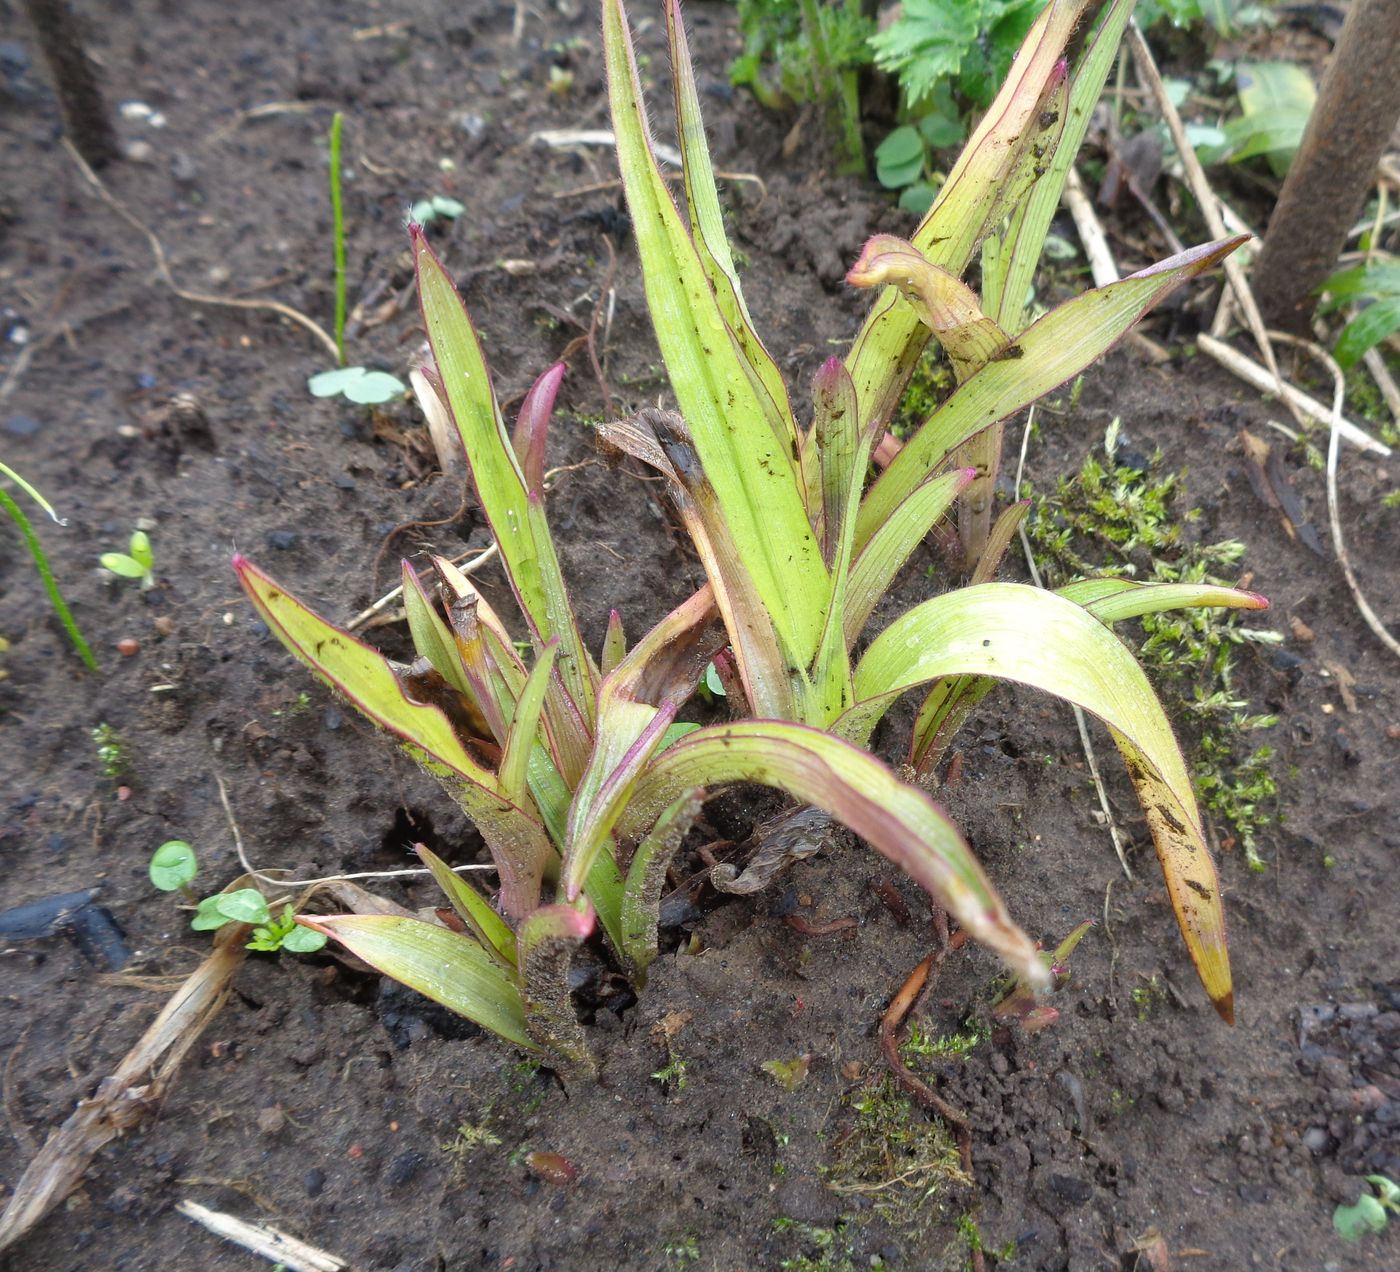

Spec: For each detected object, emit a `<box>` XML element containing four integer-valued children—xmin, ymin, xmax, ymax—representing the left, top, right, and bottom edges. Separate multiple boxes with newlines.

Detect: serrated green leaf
<box><xmin>303</xmin><ymin>914</ymin><xmax>537</xmax><ymax>1050</ymax></box>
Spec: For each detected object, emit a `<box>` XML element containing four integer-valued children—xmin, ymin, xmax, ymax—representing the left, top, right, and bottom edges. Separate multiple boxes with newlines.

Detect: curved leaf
<box><xmin>847</xmin><ymin>583</ymin><xmax>1233</xmax><ymax>1020</ymax></box>
<box><xmin>604</xmin><ymin>0</ymin><xmax>829</xmax><ymax>668</ymax></box>
<box><xmin>623</xmin><ymin>721</ymin><xmax>1047</xmax><ymax>988</ymax></box>
<box><xmin>233</xmin><ymin>555</ymin><xmax>554</xmax><ymax>918</ymax></box>
<box><xmin>856</xmin><ymin>236</ymin><xmax>1247</xmax><ymax>551</ymax></box>
<box><xmin>300</xmin><ymin>914</ymin><xmax>536</xmax><ymax>1051</ymax></box>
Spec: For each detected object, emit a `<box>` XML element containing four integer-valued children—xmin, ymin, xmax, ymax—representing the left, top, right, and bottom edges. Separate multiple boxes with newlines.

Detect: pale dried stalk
<box><xmin>1265</xmin><ymin>332</ymin><xmax>1400</xmax><ymax>661</ymax></box>
<box><xmin>176</xmin><ymin>1200</ymin><xmax>347</xmax><ymax>1272</ymax></box>
<box><xmin>0</xmin><ymin>925</ymin><xmax>249</xmax><ymax>1252</ymax></box>
<box><xmin>1127</xmin><ymin>22</ymin><xmax>1301</xmax><ymax>427</ymax></box>
<box><xmin>1196</xmin><ymin>335</ymin><xmax>1391</xmax><ymax>457</ymax></box>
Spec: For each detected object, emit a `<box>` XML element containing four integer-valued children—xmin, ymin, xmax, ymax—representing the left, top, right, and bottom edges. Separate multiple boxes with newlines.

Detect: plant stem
<box><xmin>0</xmin><ymin>485</ymin><xmax>99</xmax><ymax>671</ymax></box>
<box><xmin>21</xmin><ymin>0</ymin><xmax>119</xmax><ymax>169</ymax></box>
<box><xmin>329</xmin><ymin>111</ymin><xmax>347</xmax><ymax>367</ymax></box>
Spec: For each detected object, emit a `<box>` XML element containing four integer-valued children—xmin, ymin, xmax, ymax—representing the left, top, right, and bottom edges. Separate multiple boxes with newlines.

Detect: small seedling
<box><xmin>408</xmin><ymin>195</ymin><xmax>465</xmax><ymax>226</ymax></box>
<box><xmin>651</xmin><ymin>1045</ymin><xmax>689</xmax><ymax>1092</ymax></box>
<box><xmin>307</xmin><ymin>366</ymin><xmax>406</xmax><ymax>405</ymax></box>
<box><xmin>92</xmin><ymin>722</ymin><xmax>128</xmax><ymax>780</ymax></box>
<box><xmin>1334</xmin><ymin>1174</ymin><xmax>1400</xmax><ymax>1241</ymax></box>
<box><xmin>761</xmin><ymin>1055</ymin><xmax>811</xmax><ymax>1091</ymax></box>
<box><xmin>191</xmin><ymin>888</ymin><xmax>327</xmax><ymax>953</ymax></box>
<box><xmin>1</xmin><ymin>461</ymin><xmax>98</xmax><ymax>670</ymax></box>
<box><xmin>149</xmin><ymin>839</ymin><xmax>198</xmax><ymax>899</ymax></box>
<box><xmin>100</xmin><ymin>529</ymin><xmax>155</xmax><ymax>588</ymax></box>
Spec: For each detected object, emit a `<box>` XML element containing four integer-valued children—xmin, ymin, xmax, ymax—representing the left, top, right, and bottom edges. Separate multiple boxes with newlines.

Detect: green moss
<box><xmin>1027</xmin><ymin>424</ymin><xmax>1282</xmax><ymax>868</ymax></box>
<box><xmin>890</xmin><ymin>345</ymin><xmax>955</xmax><ymax>440</ymax></box>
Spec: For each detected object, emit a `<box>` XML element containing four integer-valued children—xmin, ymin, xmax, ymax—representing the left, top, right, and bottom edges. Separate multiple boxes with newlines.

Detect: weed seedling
<box><xmin>100</xmin><ymin>529</ymin><xmax>155</xmax><ymax>589</ymax></box>
<box><xmin>148</xmin><ymin>839</ymin><xmax>198</xmax><ymax>901</ymax></box>
<box><xmin>310</xmin><ymin>110</ymin><xmax>406</xmax><ymax>404</ymax></box>
<box><xmin>92</xmin><ymin>722</ymin><xmax>128</xmax><ymax>781</ymax></box>
<box><xmin>408</xmin><ymin>194</ymin><xmax>465</xmax><ymax>226</ymax></box>
<box><xmin>1334</xmin><ymin>1173</ymin><xmax>1400</xmax><ymax>1241</ymax></box>
<box><xmin>191</xmin><ymin>887</ymin><xmax>327</xmax><ymax>953</ymax></box>
<box><xmin>0</xmin><ymin>461</ymin><xmax>98</xmax><ymax>670</ymax></box>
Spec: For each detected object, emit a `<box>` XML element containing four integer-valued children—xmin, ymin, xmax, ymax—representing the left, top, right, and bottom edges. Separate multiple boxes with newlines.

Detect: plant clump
<box><xmin>231</xmin><ymin>0</ymin><xmax>1262</xmax><ymax>1070</ymax></box>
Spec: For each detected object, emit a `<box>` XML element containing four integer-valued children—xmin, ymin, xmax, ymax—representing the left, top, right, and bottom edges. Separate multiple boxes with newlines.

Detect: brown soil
<box><xmin>2</xmin><ymin>3</ymin><xmax>1398</xmax><ymax>1270</ymax></box>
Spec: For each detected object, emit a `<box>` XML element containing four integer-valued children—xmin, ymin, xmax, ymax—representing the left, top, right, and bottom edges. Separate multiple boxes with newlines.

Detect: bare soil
<box><xmin>2</xmin><ymin>3</ymin><xmax>1398</xmax><ymax>1270</ymax></box>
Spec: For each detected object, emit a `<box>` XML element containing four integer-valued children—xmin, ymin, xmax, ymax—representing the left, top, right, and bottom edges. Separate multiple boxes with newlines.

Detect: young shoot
<box><xmin>100</xmin><ymin>529</ymin><xmax>155</xmax><ymax>588</ymax></box>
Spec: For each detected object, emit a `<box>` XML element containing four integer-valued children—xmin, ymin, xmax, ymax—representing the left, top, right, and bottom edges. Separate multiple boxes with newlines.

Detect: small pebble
<box><xmin>116</xmin><ymin>638</ymin><xmax>140</xmax><ymax>657</ymax></box>
<box><xmin>2</xmin><ymin>413</ymin><xmax>41</xmax><ymax>437</ymax></box>
<box><xmin>266</xmin><ymin>529</ymin><xmax>299</xmax><ymax>551</ymax></box>
<box><xmin>256</xmin><ymin>1106</ymin><xmax>286</xmax><ymax>1135</ymax></box>
<box><xmin>303</xmin><ymin>1167</ymin><xmax>326</xmax><ymax>1198</ymax></box>
<box><xmin>153</xmin><ymin>615</ymin><xmax>175</xmax><ymax>636</ymax></box>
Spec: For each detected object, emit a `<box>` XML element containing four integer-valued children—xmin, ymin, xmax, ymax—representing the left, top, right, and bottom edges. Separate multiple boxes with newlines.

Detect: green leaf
<box><xmin>898</xmin><ymin>183</ymin><xmax>939</xmax><ymax>217</ymax></box>
<box><xmin>233</xmin><ymin>555</ymin><xmax>555</xmax><ymax>917</ymax></box>
<box><xmin>869</xmin><ymin>0</ymin><xmax>980</xmax><ymax>107</ymax></box>
<box><xmin>619</xmin><ymin>788</ymin><xmax>705</xmax><ymax>982</ymax></box>
<box><xmin>410</xmin><ymin>199</ymin><xmax>437</xmax><ymax>224</ymax></box>
<box><xmin>499</xmin><ymin>640</ymin><xmax>558</xmax><ymax>806</ymax></box>
<box><xmin>149</xmin><ymin>840</ymin><xmax>197</xmax><ymax>891</ymax></box>
<box><xmin>518</xmin><ymin>902</ymin><xmax>595</xmax><ymax>1067</ymax></box>
<box><xmin>1334</xmin><ymin>299</ymin><xmax>1400</xmax><ymax>371</ymax></box>
<box><xmin>665</xmin><ymin>0</ymin><xmax>801</xmax><ymax>483</ymax></box>
<box><xmin>846</xmin><ymin>583</ymin><xmax>1233</xmax><ymax>1020</ymax></box>
<box><xmin>1205</xmin><ymin>62</ymin><xmax>1315</xmax><ymax>175</ymax></box>
<box><xmin>307</xmin><ymin>367</ymin><xmax>364</xmax><ymax>397</ymax></box>
<box><xmin>625</xmin><ymin>720</ymin><xmax>1046</xmax><ymax>988</ymax></box>
<box><xmin>342</xmin><ymin>371</ymin><xmax>406</xmax><ymax>405</ymax></box>
<box><xmin>431</xmin><ymin>196</ymin><xmax>465</xmax><ymax>219</ymax></box>
<box><xmin>604</xmin><ymin>0</ymin><xmax>829</xmax><ymax>671</ymax></box>
<box><xmin>191</xmin><ymin>895</ymin><xmax>232</xmax><ymax>931</ymax></box>
<box><xmin>302</xmin><ymin>914</ymin><xmax>537</xmax><ymax>1050</ymax></box>
<box><xmin>847</xmin><ymin>0</ymin><xmax>1089</xmax><ymax>434</ymax></box>
<box><xmin>413</xmin><ymin>227</ymin><xmax>596</xmax><ymax>720</ymax></box>
<box><xmin>856</xmin><ymin>236</ymin><xmax>1246</xmax><ymax>550</ymax></box>
<box><xmin>1333</xmin><ymin>1193</ymin><xmax>1388</xmax><ymax>1241</ymax></box>
<box><xmin>100</xmin><ymin>552</ymin><xmax>148</xmax><ymax>579</ymax></box>
<box><xmin>875</xmin><ymin>127</ymin><xmax>926</xmax><ymax>189</ymax></box>
<box><xmin>280</xmin><ymin>925</ymin><xmax>328</xmax><ymax>953</ymax></box>
<box><xmin>416</xmin><ymin>843</ymin><xmax>518</xmax><ymax>969</ymax></box>
<box><xmin>401</xmin><ymin>562</ymin><xmax>472</xmax><ymax>698</ymax></box>
<box><xmin>129</xmin><ymin>530</ymin><xmax>154</xmax><ymax>571</ymax></box>
<box><xmin>213</xmin><ymin>888</ymin><xmax>272</xmax><ymax>925</ymax></box>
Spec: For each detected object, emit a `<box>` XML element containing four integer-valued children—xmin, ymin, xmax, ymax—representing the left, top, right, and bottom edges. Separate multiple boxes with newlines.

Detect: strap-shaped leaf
<box><xmin>665</xmin><ymin>0</ymin><xmax>803</xmax><ymax>490</ymax></box>
<box><xmin>846</xmin><ymin>583</ymin><xmax>1234</xmax><ymax>1020</ymax></box>
<box><xmin>564</xmin><ymin>581</ymin><xmax>722</xmax><ymax>900</ymax></box>
<box><xmin>518</xmin><ymin>902</ymin><xmax>595</xmax><ymax>1069</ymax></box>
<box><xmin>500</xmin><ymin>640</ymin><xmax>559</xmax><ymax>806</ymax></box>
<box><xmin>843</xmin><ymin>468</ymin><xmax>974</xmax><ymax>648</ymax></box>
<box><xmin>855</xmin><ymin>237</ymin><xmax>1247</xmax><ymax>551</ymax></box>
<box><xmin>623</xmin><ymin>721</ymin><xmax>1047</xmax><ymax>988</ymax></box>
<box><xmin>234</xmin><ymin>556</ymin><xmax>553</xmax><ymax>918</ymax></box>
<box><xmin>402</xmin><ymin>562</ymin><xmax>472</xmax><ymax>699</ymax></box>
<box><xmin>813</xmin><ymin>357</ymin><xmax>861</xmax><ymax>566</ymax></box>
<box><xmin>416</xmin><ymin>843</ymin><xmax>517</xmax><ymax>971</ymax></box>
<box><xmin>604</xmin><ymin>0</ymin><xmax>829</xmax><ymax>668</ymax></box>
<box><xmin>300</xmin><ymin>914</ymin><xmax>535</xmax><ymax>1050</ymax></box>
<box><xmin>413</xmin><ymin>228</ymin><xmax>596</xmax><ymax>719</ymax></box>
<box><xmin>984</xmin><ymin>0</ymin><xmax>1137</xmax><ymax>330</ymax></box>
<box><xmin>908</xmin><ymin>578</ymin><xmax>1268</xmax><ymax>776</ymax></box>
<box><xmin>845</xmin><ymin>0</ymin><xmax>1088</xmax><ymax>432</ymax></box>
<box><xmin>619</xmin><ymin>787</ymin><xmax>706</xmax><ymax>983</ymax></box>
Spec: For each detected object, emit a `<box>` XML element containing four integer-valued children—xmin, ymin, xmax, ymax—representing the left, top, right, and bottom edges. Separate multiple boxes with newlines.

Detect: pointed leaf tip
<box><xmin>1214</xmin><ymin>991</ymin><xmax>1235</xmax><ymax>1025</ymax></box>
